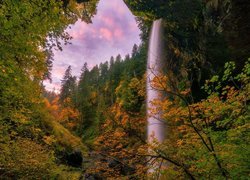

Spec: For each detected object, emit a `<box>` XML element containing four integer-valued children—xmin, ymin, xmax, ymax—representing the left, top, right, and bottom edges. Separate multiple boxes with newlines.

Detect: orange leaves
<box><xmin>146</xmin><ymin>68</ymin><xmax>249</xmax><ymax>177</ymax></box>
<box><xmin>113</xmin><ymin>129</ymin><xmax>126</xmax><ymax>138</ymax></box>
<box><xmin>180</xmin><ymin>89</ymin><xmax>191</xmax><ymax>96</ymax></box>
<box><xmin>43</xmin><ymin>135</ymin><xmax>56</xmax><ymax>145</ymax></box>
<box><xmin>176</xmin><ymin>139</ymin><xmax>184</xmax><ymax>147</ymax></box>
<box><xmin>150</xmin><ymin>74</ymin><xmax>169</xmax><ymax>91</ymax></box>
<box><xmin>59</xmin><ymin>107</ymin><xmax>80</xmax><ymax>121</ymax></box>
<box><xmin>121</xmin><ymin>115</ymin><xmax>129</xmax><ymax>126</ymax></box>
<box><xmin>43</xmin><ymin>96</ymin><xmax>80</xmax><ymax>131</ymax></box>
<box><xmin>90</xmin><ymin>103</ymin><xmax>147</xmax><ymax>178</ymax></box>
<box><xmin>59</xmin><ymin>106</ymin><xmax>80</xmax><ymax>130</ymax></box>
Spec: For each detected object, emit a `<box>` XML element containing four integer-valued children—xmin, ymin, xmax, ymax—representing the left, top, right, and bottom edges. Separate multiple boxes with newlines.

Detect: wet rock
<box><xmin>84</xmin><ymin>173</ymin><xmax>103</xmax><ymax>180</ymax></box>
<box><xmin>108</xmin><ymin>159</ymin><xmax>119</xmax><ymax>168</ymax></box>
<box><xmin>121</xmin><ymin>165</ymin><xmax>136</xmax><ymax>176</ymax></box>
<box><xmin>66</xmin><ymin>150</ymin><xmax>83</xmax><ymax>167</ymax></box>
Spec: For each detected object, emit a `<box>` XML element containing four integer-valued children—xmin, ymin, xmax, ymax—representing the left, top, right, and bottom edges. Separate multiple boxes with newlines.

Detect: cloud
<box><xmin>43</xmin><ymin>80</ymin><xmax>61</xmax><ymax>93</ymax></box>
<box><xmin>45</xmin><ymin>0</ymin><xmax>141</xmax><ymax>92</ymax></box>
<box><xmin>99</xmin><ymin>28</ymin><xmax>113</xmax><ymax>41</ymax></box>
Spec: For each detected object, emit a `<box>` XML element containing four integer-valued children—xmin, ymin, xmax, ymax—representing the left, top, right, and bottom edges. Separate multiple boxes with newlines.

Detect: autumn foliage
<box><xmin>85</xmin><ymin>60</ymin><xmax>250</xmax><ymax>179</ymax></box>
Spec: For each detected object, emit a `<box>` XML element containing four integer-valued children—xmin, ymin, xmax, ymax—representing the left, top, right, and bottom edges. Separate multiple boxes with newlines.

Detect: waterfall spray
<box><xmin>147</xmin><ymin>19</ymin><xmax>165</xmax><ymax>144</ymax></box>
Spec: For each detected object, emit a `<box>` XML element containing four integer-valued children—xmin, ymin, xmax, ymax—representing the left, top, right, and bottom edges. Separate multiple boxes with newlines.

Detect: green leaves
<box><xmin>0</xmin><ymin>0</ymin><xmax>81</xmax><ymax>79</ymax></box>
<box><xmin>115</xmin><ymin>77</ymin><xmax>145</xmax><ymax>112</ymax></box>
<box><xmin>236</xmin><ymin>58</ymin><xmax>250</xmax><ymax>83</ymax></box>
<box><xmin>222</xmin><ymin>61</ymin><xmax>236</xmax><ymax>81</ymax></box>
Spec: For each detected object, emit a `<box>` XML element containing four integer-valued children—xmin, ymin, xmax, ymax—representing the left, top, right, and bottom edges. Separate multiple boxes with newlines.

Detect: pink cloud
<box><xmin>45</xmin><ymin>0</ymin><xmax>141</xmax><ymax>92</ymax></box>
<box><xmin>114</xmin><ymin>28</ymin><xmax>124</xmax><ymax>39</ymax></box>
<box><xmin>67</xmin><ymin>21</ymin><xmax>88</xmax><ymax>39</ymax></box>
<box><xmin>116</xmin><ymin>4</ymin><xmax>127</xmax><ymax>15</ymax></box>
<box><xmin>53</xmin><ymin>67</ymin><xmax>66</xmax><ymax>79</ymax></box>
<box><xmin>71</xmin><ymin>31</ymin><xmax>84</xmax><ymax>39</ymax></box>
<box><xmin>102</xmin><ymin>0</ymin><xmax>126</xmax><ymax>15</ymax></box>
<box><xmin>100</xmin><ymin>28</ymin><xmax>113</xmax><ymax>41</ymax></box>
<box><xmin>129</xmin><ymin>21</ymin><xmax>138</xmax><ymax>31</ymax></box>
<box><xmin>100</xmin><ymin>16</ymin><xmax>115</xmax><ymax>27</ymax></box>
<box><xmin>43</xmin><ymin>80</ymin><xmax>61</xmax><ymax>93</ymax></box>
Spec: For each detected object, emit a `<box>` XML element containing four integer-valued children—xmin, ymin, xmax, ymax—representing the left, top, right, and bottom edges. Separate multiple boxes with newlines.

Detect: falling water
<box><xmin>147</xmin><ymin>19</ymin><xmax>165</xmax><ymax>144</ymax></box>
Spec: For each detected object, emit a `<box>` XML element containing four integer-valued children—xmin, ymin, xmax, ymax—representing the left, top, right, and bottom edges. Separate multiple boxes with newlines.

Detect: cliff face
<box><xmin>124</xmin><ymin>0</ymin><xmax>249</xmax><ymax>101</ymax></box>
<box><xmin>124</xmin><ymin>0</ymin><xmax>249</xmax><ymax>63</ymax></box>
<box><xmin>223</xmin><ymin>0</ymin><xmax>250</xmax><ymax>66</ymax></box>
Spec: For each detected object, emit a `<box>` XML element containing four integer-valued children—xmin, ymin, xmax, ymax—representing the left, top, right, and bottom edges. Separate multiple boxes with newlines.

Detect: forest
<box><xmin>0</xmin><ymin>0</ymin><xmax>249</xmax><ymax>179</ymax></box>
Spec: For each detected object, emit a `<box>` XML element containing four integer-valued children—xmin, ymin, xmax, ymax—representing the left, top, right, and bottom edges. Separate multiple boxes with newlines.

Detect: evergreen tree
<box><xmin>132</xmin><ymin>44</ymin><xmax>138</xmax><ymax>58</ymax></box>
<box><xmin>60</xmin><ymin>66</ymin><xmax>77</xmax><ymax>105</ymax></box>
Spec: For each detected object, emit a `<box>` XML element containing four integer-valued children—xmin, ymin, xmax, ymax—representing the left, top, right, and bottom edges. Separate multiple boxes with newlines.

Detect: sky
<box><xmin>44</xmin><ymin>0</ymin><xmax>141</xmax><ymax>92</ymax></box>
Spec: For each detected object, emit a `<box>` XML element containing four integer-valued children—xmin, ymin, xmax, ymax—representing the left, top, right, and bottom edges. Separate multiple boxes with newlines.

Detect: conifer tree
<box><xmin>60</xmin><ymin>66</ymin><xmax>77</xmax><ymax>105</ymax></box>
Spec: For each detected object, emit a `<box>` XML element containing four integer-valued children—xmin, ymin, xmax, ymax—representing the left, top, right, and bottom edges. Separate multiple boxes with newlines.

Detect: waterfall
<box><xmin>147</xmin><ymin>19</ymin><xmax>165</xmax><ymax>144</ymax></box>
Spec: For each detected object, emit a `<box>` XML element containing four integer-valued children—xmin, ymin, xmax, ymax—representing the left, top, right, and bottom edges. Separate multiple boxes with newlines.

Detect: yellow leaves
<box><xmin>104</xmin><ymin>82</ymin><xmax>110</xmax><ymax>92</ymax></box>
<box><xmin>44</xmin><ymin>118</ymin><xmax>87</xmax><ymax>153</ymax></box>
<box><xmin>137</xmin><ymin>145</ymin><xmax>148</xmax><ymax>155</ymax></box>
<box><xmin>151</xmin><ymin>74</ymin><xmax>168</xmax><ymax>91</ymax></box>
<box><xmin>0</xmin><ymin>137</ymin><xmax>58</xmax><ymax>178</ymax></box>
<box><xmin>176</xmin><ymin>139</ymin><xmax>184</xmax><ymax>146</ymax></box>
<box><xmin>11</xmin><ymin>111</ymin><xmax>30</xmax><ymax>125</ymax></box>
<box><xmin>148</xmin><ymin>99</ymin><xmax>162</xmax><ymax>117</ymax></box>
<box><xmin>129</xmin><ymin>77</ymin><xmax>140</xmax><ymax>89</ymax></box>
<box><xmin>177</xmin><ymin>125</ymin><xmax>188</xmax><ymax>134</ymax></box>
<box><xmin>115</xmin><ymin>80</ymin><xmax>124</xmax><ymax>95</ymax></box>
<box><xmin>43</xmin><ymin>135</ymin><xmax>56</xmax><ymax>145</ymax></box>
